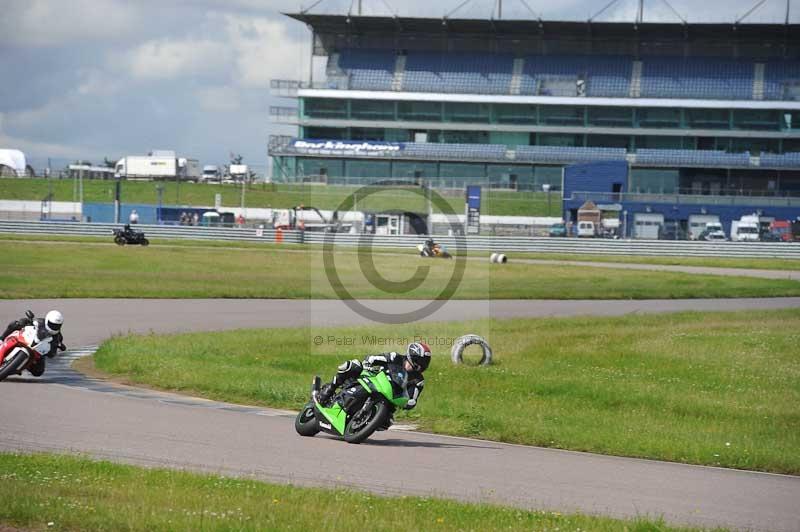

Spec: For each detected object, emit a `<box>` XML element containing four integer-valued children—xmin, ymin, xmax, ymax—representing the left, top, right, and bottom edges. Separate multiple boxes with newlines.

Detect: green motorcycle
<box><xmin>295</xmin><ymin>368</ymin><xmax>410</xmax><ymax>444</ymax></box>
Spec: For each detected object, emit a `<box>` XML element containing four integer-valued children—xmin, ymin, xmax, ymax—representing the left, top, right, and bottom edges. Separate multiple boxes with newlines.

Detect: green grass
<box><xmin>3</xmin><ymin>232</ymin><xmax>800</xmax><ymax>272</ymax></box>
<box><xmin>93</xmin><ymin>309</ymin><xmax>800</xmax><ymax>474</ymax></box>
<box><xmin>0</xmin><ymin>453</ymin><xmax>693</xmax><ymax>532</ymax></box>
<box><xmin>516</xmin><ymin>252</ymin><xmax>800</xmax><ymax>272</ymax></box>
<box><xmin>0</xmin><ymin>178</ymin><xmax>561</xmax><ymax>216</ymax></box>
<box><xmin>2</xmin><ymin>239</ymin><xmax>800</xmax><ymax>299</ymax></box>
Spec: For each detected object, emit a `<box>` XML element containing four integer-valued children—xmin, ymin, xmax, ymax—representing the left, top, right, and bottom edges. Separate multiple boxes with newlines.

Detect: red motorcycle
<box><xmin>0</xmin><ymin>326</ymin><xmax>52</xmax><ymax>382</ymax></box>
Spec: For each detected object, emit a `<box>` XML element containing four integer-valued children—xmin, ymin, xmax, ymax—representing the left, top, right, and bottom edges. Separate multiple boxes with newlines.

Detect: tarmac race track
<box><xmin>1</xmin><ymin>298</ymin><xmax>799</xmax><ymax>532</ymax></box>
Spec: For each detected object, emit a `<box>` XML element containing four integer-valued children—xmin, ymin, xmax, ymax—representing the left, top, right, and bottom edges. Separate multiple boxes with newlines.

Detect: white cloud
<box><xmin>125</xmin><ymin>38</ymin><xmax>232</xmax><ymax>81</ymax></box>
<box><xmin>0</xmin><ymin>131</ymin><xmax>85</xmax><ymax>159</ymax></box>
<box><xmin>0</xmin><ymin>0</ymin><xmax>139</xmax><ymax>47</ymax></box>
<box><xmin>196</xmin><ymin>86</ymin><xmax>241</xmax><ymax>112</ymax></box>
<box><xmin>221</xmin><ymin>14</ymin><xmax>308</xmax><ymax>88</ymax></box>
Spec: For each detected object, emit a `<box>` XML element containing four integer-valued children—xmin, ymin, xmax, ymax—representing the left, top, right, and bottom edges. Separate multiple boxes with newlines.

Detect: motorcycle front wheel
<box><xmin>141</xmin><ymin>238</ymin><xmax>149</xmax><ymax>246</ymax></box>
<box><xmin>0</xmin><ymin>350</ymin><xmax>28</xmax><ymax>382</ymax></box>
<box><xmin>344</xmin><ymin>400</ymin><xmax>390</xmax><ymax>444</ymax></box>
<box><xmin>294</xmin><ymin>403</ymin><xmax>320</xmax><ymax>436</ymax></box>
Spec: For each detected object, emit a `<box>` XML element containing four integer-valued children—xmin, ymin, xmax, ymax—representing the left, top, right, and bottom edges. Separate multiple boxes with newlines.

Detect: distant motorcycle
<box><xmin>113</xmin><ymin>226</ymin><xmax>149</xmax><ymax>246</ymax></box>
<box><xmin>0</xmin><ymin>325</ymin><xmax>56</xmax><ymax>382</ymax></box>
<box><xmin>417</xmin><ymin>239</ymin><xmax>452</xmax><ymax>259</ymax></box>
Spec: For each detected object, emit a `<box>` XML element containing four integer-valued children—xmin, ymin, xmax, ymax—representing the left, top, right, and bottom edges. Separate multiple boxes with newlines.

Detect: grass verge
<box><xmin>3</xmin><ymin>240</ymin><xmax>799</xmax><ymax>299</ymax></box>
<box><xmin>93</xmin><ymin>309</ymin><xmax>800</xmax><ymax>474</ymax></box>
<box><xmin>0</xmin><ymin>453</ymin><xmax>700</xmax><ymax>532</ymax></box>
<box><xmin>515</xmin><ymin>251</ymin><xmax>800</xmax><ymax>272</ymax></box>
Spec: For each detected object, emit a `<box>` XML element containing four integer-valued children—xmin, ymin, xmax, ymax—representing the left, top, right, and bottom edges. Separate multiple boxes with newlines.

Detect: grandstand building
<box><xmin>269</xmin><ymin>13</ymin><xmax>800</xmax><ymax>235</ymax></box>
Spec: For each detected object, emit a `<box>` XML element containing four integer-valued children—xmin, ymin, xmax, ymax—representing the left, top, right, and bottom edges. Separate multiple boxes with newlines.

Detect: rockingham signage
<box><xmin>292</xmin><ymin>139</ymin><xmax>404</xmax><ymax>156</ymax></box>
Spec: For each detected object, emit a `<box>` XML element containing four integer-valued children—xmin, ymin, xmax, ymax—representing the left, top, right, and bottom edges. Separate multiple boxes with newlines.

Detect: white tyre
<box><xmin>450</xmin><ymin>334</ymin><xmax>493</xmax><ymax>366</ymax></box>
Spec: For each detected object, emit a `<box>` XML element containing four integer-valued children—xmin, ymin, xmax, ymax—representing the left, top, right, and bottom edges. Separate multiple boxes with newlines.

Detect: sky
<box><xmin>1</xmin><ymin>0</ymin><xmax>797</xmax><ymax>173</ymax></box>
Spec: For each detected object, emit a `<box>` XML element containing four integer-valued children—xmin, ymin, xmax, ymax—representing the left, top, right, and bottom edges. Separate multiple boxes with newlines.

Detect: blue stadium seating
<box><xmin>635</xmin><ymin>149</ymin><xmax>751</xmax><ymax>167</ymax></box>
<box><xmin>402</xmin><ymin>52</ymin><xmax>514</xmax><ymax>94</ymax></box>
<box><xmin>519</xmin><ymin>55</ymin><xmax>632</xmax><ymax>97</ymax></box>
<box><xmin>330</xmin><ymin>49</ymin><xmax>800</xmax><ymax>101</ymax></box>
<box><xmin>640</xmin><ymin>57</ymin><xmax>753</xmax><ymax>100</ymax></box>
<box><xmin>763</xmin><ymin>61</ymin><xmax>800</xmax><ymax>100</ymax></box>
<box><xmin>514</xmin><ymin>145</ymin><xmax>627</xmax><ymax>163</ymax></box>
<box><xmin>403</xmin><ymin>142</ymin><xmax>507</xmax><ymax>160</ymax></box>
<box><xmin>338</xmin><ymin>49</ymin><xmax>396</xmax><ymax>91</ymax></box>
<box><xmin>760</xmin><ymin>152</ymin><xmax>800</xmax><ymax>168</ymax></box>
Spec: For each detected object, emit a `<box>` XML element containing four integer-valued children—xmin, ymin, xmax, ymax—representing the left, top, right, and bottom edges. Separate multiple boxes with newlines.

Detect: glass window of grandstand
<box><xmin>587</xmin><ymin>135</ymin><xmax>631</xmax><ymax>149</ymax></box>
<box><xmin>349</xmin><ymin>128</ymin><xmax>385</xmax><ymax>141</ymax></box>
<box><xmin>397</xmin><ymin>101</ymin><xmax>442</xmax><ymax>122</ymax></box>
<box><xmin>384</xmin><ymin>129</ymin><xmax>410</xmax><ymax>142</ymax></box>
<box><xmin>539</xmin><ymin>106</ymin><xmax>584</xmax><ymax>126</ymax></box>
<box><xmin>680</xmin><ymin>170</ymin><xmax>727</xmax><ymax>196</ymax></box>
<box><xmin>686</xmin><ymin>109</ymin><xmax>729</xmax><ymax>130</ymax></box>
<box><xmin>782</xmin><ymin>111</ymin><xmax>800</xmax><ymax>131</ymax></box>
<box><xmin>444</xmin><ymin>102</ymin><xmax>490</xmax><ymax>123</ymax></box>
<box><xmin>441</xmin><ymin>130</ymin><xmax>489</xmax><ymax>144</ymax></box>
<box><xmin>732</xmin><ymin>109</ymin><xmax>780</xmax><ymax>131</ymax></box>
<box><xmin>728</xmin><ymin>138</ymin><xmax>780</xmax><ymax>155</ymax></box>
<box><xmin>304</xmin><ymin>98</ymin><xmax>348</xmax><ymax>119</ymax></box>
<box><xmin>630</xmin><ymin>169</ymin><xmax>679</xmax><ymax>194</ymax></box>
<box><xmin>351</xmin><ymin>100</ymin><xmax>395</xmax><ymax>121</ymax></box>
<box><xmin>345</xmin><ymin>160</ymin><xmax>391</xmax><ymax>180</ymax></box>
<box><xmin>533</xmin><ymin>166</ymin><xmax>562</xmax><ymax>191</ymax></box>
<box><xmin>438</xmin><ymin>163</ymin><xmax>486</xmax><ymax>187</ymax></box>
<box><xmin>487</xmin><ymin>165</ymin><xmax>533</xmax><ymax>190</ymax></box>
<box><xmin>305</xmin><ymin>127</ymin><xmax>346</xmax><ymax>140</ymax></box>
<box><xmin>297</xmin><ymin>158</ymin><xmax>343</xmax><ymax>179</ymax></box>
<box><xmin>538</xmin><ymin>133</ymin><xmax>583</xmax><ymax>147</ymax></box>
<box><xmin>392</xmin><ymin>162</ymin><xmax>438</xmax><ymax>180</ymax></box>
<box><xmin>634</xmin><ymin>136</ymin><xmax>684</xmax><ymax>150</ymax></box>
<box><xmin>587</xmin><ymin>107</ymin><xmax>633</xmax><ymax>128</ymax></box>
<box><xmin>784</xmin><ymin>138</ymin><xmax>800</xmax><ymax>152</ymax></box>
<box><xmin>494</xmin><ymin>104</ymin><xmax>538</xmax><ymax>125</ymax></box>
<box><xmin>637</xmin><ymin>108</ymin><xmax>681</xmax><ymax>128</ymax></box>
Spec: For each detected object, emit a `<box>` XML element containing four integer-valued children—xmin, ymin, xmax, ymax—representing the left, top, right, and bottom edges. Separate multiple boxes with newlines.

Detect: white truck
<box><xmin>688</xmin><ymin>214</ymin><xmax>721</xmax><ymax>240</ymax></box>
<box><xmin>731</xmin><ymin>215</ymin><xmax>760</xmax><ymax>242</ymax></box>
<box><xmin>700</xmin><ymin>222</ymin><xmax>727</xmax><ymax>241</ymax></box>
<box><xmin>115</xmin><ymin>155</ymin><xmax>177</xmax><ymax>180</ymax></box>
<box><xmin>178</xmin><ymin>158</ymin><xmax>201</xmax><ymax>181</ymax></box>
<box><xmin>577</xmin><ymin>221</ymin><xmax>596</xmax><ymax>237</ymax></box>
<box><xmin>228</xmin><ymin>164</ymin><xmax>249</xmax><ymax>181</ymax></box>
<box><xmin>202</xmin><ymin>165</ymin><xmax>222</xmax><ymax>183</ymax></box>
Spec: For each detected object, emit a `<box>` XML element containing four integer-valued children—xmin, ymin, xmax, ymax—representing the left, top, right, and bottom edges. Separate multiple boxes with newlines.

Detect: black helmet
<box><xmin>406</xmin><ymin>342</ymin><xmax>431</xmax><ymax>372</ymax></box>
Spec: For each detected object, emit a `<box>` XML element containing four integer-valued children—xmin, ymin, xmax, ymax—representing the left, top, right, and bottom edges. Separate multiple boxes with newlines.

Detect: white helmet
<box><xmin>44</xmin><ymin>310</ymin><xmax>64</xmax><ymax>334</ymax></box>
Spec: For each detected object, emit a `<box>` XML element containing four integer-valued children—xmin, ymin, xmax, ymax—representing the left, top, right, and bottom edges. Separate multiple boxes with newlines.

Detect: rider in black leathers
<box><xmin>1</xmin><ymin>310</ymin><xmax>66</xmax><ymax>377</ymax></box>
<box><xmin>318</xmin><ymin>342</ymin><xmax>431</xmax><ymax>412</ymax></box>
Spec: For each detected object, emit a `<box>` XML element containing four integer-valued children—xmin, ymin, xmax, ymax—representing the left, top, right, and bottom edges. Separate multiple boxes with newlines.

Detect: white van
<box><xmin>731</xmin><ymin>221</ymin><xmax>760</xmax><ymax>242</ymax></box>
<box><xmin>577</xmin><ymin>221</ymin><xmax>596</xmax><ymax>237</ymax></box>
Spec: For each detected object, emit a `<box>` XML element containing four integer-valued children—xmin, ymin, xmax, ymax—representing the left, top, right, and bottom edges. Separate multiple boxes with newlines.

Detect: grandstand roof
<box><xmin>287</xmin><ymin>13</ymin><xmax>798</xmax><ymax>42</ymax></box>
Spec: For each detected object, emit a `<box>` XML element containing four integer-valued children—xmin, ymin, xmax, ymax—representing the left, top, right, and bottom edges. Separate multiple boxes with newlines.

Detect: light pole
<box><xmin>623</xmin><ymin>210</ymin><xmax>628</xmax><ymax>239</ymax></box>
<box><xmin>542</xmin><ymin>183</ymin><xmax>551</xmax><ymax>216</ymax></box>
<box><xmin>156</xmin><ymin>184</ymin><xmax>164</xmax><ymax>224</ymax></box>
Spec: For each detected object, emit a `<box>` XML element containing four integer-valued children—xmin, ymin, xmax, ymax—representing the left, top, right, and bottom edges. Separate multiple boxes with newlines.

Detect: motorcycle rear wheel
<box><xmin>114</xmin><ymin>237</ymin><xmax>126</xmax><ymax>246</ymax></box>
<box><xmin>344</xmin><ymin>400</ymin><xmax>390</xmax><ymax>444</ymax></box>
<box><xmin>294</xmin><ymin>403</ymin><xmax>320</xmax><ymax>436</ymax></box>
<box><xmin>0</xmin><ymin>350</ymin><xmax>28</xmax><ymax>382</ymax></box>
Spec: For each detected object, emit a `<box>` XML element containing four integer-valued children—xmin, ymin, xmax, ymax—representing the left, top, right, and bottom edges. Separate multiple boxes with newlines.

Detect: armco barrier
<box><xmin>0</xmin><ymin>221</ymin><xmax>303</xmax><ymax>244</ymax></box>
<box><xmin>2</xmin><ymin>220</ymin><xmax>800</xmax><ymax>259</ymax></box>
